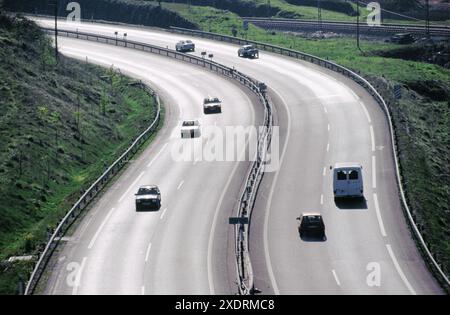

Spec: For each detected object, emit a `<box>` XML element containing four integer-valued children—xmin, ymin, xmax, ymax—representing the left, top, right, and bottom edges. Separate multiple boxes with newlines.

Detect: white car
<box><xmin>176</xmin><ymin>40</ymin><xmax>195</xmax><ymax>52</ymax></box>
<box><xmin>181</xmin><ymin>120</ymin><xmax>201</xmax><ymax>138</ymax></box>
<box><xmin>203</xmin><ymin>97</ymin><xmax>222</xmax><ymax>114</ymax></box>
<box><xmin>332</xmin><ymin>163</ymin><xmax>364</xmax><ymax>198</ymax></box>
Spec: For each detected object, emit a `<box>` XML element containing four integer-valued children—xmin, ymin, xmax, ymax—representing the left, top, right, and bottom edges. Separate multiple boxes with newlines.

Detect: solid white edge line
<box><xmin>373</xmin><ymin>193</ymin><xmax>387</xmax><ymax>237</ymax></box>
<box><xmin>372</xmin><ymin>155</ymin><xmax>377</xmax><ymax>189</ymax></box>
<box><xmin>145</xmin><ymin>242</ymin><xmax>152</xmax><ymax>263</ymax></box>
<box><xmin>118</xmin><ymin>171</ymin><xmax>145</xmax><ymax>203</ymax></box>
<box><xmin>350</xmin><ymin>89</ymin><xmax>360</xmax><ymax>100</ymax></box>
<box><xmin>72</xmin><ymin>257</ymin><xmax>87</xmax><ymax>295</ymax></box>
<box><xmin>332</xmin><ymin>269</ymin><xmax>341</xmax><ymax>286</ymax></box>
<box><xmin>360</xmin><ymin>101</ymin><xmax>372</xmax><ymax>123</ymax></box>
<box><xmin>147</xmin><ymin>143</ymin><xmax>168</xmax><ymax>168</ymax></box>
<box><xmin>386</xmin><ymin>244</ymin><xmax>417</xmax><ymax>295</ymax></box>
<box><xmin>263</xmin><ymin>89</ymin><xmax>291</xmax><ymax>295</ymax></box>
<box><xmin>88</xmin><ymin>208</ymin><xmax>116</xmax><ymax>249</ymax></box>
<box><xmin>370</xmin><ymin>125</ymin><xmax>375</xmax><ymax>152</ymax></box>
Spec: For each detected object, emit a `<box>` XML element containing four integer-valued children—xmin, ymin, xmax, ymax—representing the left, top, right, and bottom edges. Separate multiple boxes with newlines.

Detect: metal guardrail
<box><xmin>169</xmin><ymin>26</ymin><xmax>450</xmax><ymax>291</ymax></box>
<box><xmin>234</xmin><ymin>86</ymin><xmax>273</xmax><ymax>295</ymax></box>
<box><xmin>25</xmin><ymin>83</ymin><xmax>161</xmax><ymax>295</ymax></box>
<box><xmin>25</xmin><ymin>27</ymin><xmax>273</xmax><ymax>295</ymax></box>
<box><xmin>242</xmin><ymin>17</ymin><xmax>450</xmax><ymax>37</ymax></box>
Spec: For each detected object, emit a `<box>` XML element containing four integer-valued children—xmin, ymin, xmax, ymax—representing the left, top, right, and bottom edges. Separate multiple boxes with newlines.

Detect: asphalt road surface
<box><xmin>36</xmin><ymin>18</ymin><xmax>442</xmax><ymax>295</ymax></box>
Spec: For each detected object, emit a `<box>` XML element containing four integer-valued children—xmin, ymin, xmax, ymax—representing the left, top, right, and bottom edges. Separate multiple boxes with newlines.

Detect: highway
<box><xmin>241</xmin><ymin>17</ymin><xmax>450</xmax><ymax>37</ymax></box>
<box><xmin>41</xmin><ymin>36</ymin><xmax>262</xmax><ymax>295</ymax></box>
<box><xmin>36</xmin><ymin>18</ymin><xmax>443</xmax><ymax>295</ymax></box>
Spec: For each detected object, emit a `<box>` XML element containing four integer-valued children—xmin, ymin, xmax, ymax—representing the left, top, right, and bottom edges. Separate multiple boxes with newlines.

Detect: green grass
<box><xmin>0</xmin><ymin>15</ymin><xmax>159</xmax><ymax>294</ymax></box>
<box><xmin>165</xmin><ymin>3</ymin><xmax>450</xmax><ymax>282</ymax></box>
<box><xmin>160</xmin><ymin>0</ymin><xmax>449</xmax><ymax>25</ymax></box>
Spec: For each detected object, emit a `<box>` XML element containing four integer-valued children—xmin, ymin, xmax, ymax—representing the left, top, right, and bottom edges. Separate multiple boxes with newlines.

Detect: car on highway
<box><xmin>203</xmin><ymin>97</ymin><xmax>222</xmax><ymax>114</ymax></box>
<box><xmin>389</xmin><ymin>33</ymin><xmax>415</xmax><ymax>44</ymax></box>
<box><xmin>332</xmin><ymin>163</ymin><xmax>364</xmax><ymax>198</ymax></box>
<box><xmin>135</xmin><ymin>185</ymin><xmax>161</xmax><ymax>211</ymax></box>
<box><xmin>181</xmin><ymin>120</ymin><xmax>201</xmax><ymax>138</ymax></box>
<box><xmin>176</xmin><ymin>40</ymin><xmax>195</xmax><ymax>52</ymax></box>
<box><xmin>296</xmin><ymin>212</ymin><xmax>325</xmax><ymax>239</ymax></box>
<box><xmin>238</xmin><ymin>45</ymin><xmax>259</xmax><ymax>58</ymax></box>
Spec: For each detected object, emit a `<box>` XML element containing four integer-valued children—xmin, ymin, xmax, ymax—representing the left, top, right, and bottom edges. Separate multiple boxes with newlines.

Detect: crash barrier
<box><xmin>24</xmin><ymin>77</ymin><xmax>161</xmax><ymax>294</ymax></box>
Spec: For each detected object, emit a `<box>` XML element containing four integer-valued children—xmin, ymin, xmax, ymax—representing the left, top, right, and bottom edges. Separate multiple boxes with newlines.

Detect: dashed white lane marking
<box><xmin>141</xmin><ymin>285</ymin><xmax>145</xmax><ymax>295</ymax></box>
<box><xmin>177</xmin><ymin>180</ymin><xmax>184</xmax><ymax>190</ymax></box>
<box><xmin>359</xmin><ymin>101</ymin><xmax>372</xmax><ymax>123</ymax></box>
<box><xmin>323</xmin><ymin>167</ymin><xmax>326</xmax><ymax>176</ymax></box>
<box><xmin>71</xmin><ymin>257</ymin><xmax>87</xmax><ymax>295</ymax></box>
<box><xmin>118</xmin><ymin>171</ymin><xmax>145</xmax><ymax>203</ymax></box>
<box><xmin>88</xmin><ymin>208</ymin><xmax>115</xmax><ymax>249</ymax></box>
<box><xmin>160</xmin><ymin>208</ymin><xmax>167</xmax><ymax>220</ymax></box>
<box><xmin>147</xmin><ymin>143</ymin><xmax>168</xmax><ymax>168</ymax></box>
<box><xmin>372</xmin><ymin>155</ymin><xmax>377</xmax><ymax>189</ymax></box>
<box><xmin>332</xmin><ymin>269</ymin><xmax>341</xmax><ymax>286</ymax></box>
<box><xmin>78</xmin><ymin>215</ymin><xmax>94</xmax><ymax>238</ymax></box>
<box><xmin>323</xmin><ymin>106</ymin><xmax>328</xmax><ymax>114</ymax></box>
<box><xmin>145</xmin><ymin>242</ymin><xmax>152</xmax><ymax>263</ymax></box>
<box><xmin>386</xmin><ymin>244</ymin><xmax>417</xmax><ymax>295</ymax></box>
<box><xmin>320</xmin><ymin>194</ymin><xmax>324</xmax><ymax>205</ymax></box>
<box><xmin>327</xmin><ymin>124</ymin><xmax>330</xmax><ymax>131</ymax></box>
<box><xmin>370</xmin><ymin>125</ymin><xmax>375</xmax><ymax>152</ymax></box>
<box><xmin>326</xmin><ymin>143</ymin><xmax>330</xmax><ymax>152</ymax></box>
<box><xmin>373</xmin><ymin>193</ymin><xmax>387</xmax><ymax>237</ymax></box>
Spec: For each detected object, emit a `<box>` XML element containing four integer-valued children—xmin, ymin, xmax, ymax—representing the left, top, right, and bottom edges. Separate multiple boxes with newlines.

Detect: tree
<box><xmin>100</xmin><ymin>90</ymin><xmax>109</xmax><ymax>116</ymax></box>
<box><xmin>49</xmin><ymin>111</ymin><xmax>61</xmax><ymax>146</ymax></box>
<box><xmin>37</xmin><ymin>105</ymin><xmax>49</xmax><ymax>124</ymax></box>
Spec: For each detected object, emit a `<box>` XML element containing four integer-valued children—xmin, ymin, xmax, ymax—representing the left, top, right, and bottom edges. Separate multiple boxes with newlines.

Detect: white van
<box><xmin>333</xmin><ymin>163</ymin><xmax>364</xmax><ymax>198</ymax></box>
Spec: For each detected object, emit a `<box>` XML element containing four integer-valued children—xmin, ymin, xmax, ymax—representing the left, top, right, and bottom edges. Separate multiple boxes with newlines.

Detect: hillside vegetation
<box><xmin>0</xmin><ymin>14</ymin><xmax>158</xmax><ymax>294</ymax></box>
<box><xmin>4</xmin><ymin>0</ymin><xmax>197</xmax><ymax>29</ymax></box>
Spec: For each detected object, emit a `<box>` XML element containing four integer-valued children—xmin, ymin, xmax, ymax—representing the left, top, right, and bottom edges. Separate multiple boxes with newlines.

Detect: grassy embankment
<box><xmin>165</xmin><ymin>3</ymin><xmax>450</xmax><ymax>281</ymax></box>
<box><xmin>156</xmin><ymin>0</ymin><xmax>449</xmax><ymax>25</ymax></box>
<box><xmin>0</xmin><ymin>14</ymin><xmax>160</xmax><ymax>293</ymax></box>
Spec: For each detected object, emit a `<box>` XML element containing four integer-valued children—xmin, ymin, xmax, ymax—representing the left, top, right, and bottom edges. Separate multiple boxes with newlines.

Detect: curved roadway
<box><xmin>42</xmin><ymin>36</ymin><xmax>262</xmax><ymax>295</ymax></box>
<box><xmin>36</xmin><ymin>18</ymin><xmax>442</xmax><ymax>295</ymax></box>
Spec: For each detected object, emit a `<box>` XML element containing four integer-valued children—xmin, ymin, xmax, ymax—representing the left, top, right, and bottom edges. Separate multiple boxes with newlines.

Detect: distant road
<box><xmin>242</xmin><ymin>17</ymin><xmax>450</xmax><ymax>37</ymax></box>
<box><xmin>36</xmin><ymin>18</ymin><xmax>443</xmax><ymax>295</ymax></box>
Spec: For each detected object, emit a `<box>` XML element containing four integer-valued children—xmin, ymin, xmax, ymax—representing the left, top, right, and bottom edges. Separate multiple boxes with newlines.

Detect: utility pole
<box><xmin>356</xmin><ymin>0</ymin><xmax>362</xmax><ymax>53</ymax></box>
<box><xmin>49</xmin><ymin>0</ymin><xmax>59</xmax><ymax>62</ymax></box>
<box><xmin>425</xmin><ymin>0</ymin><xmax>430</xmax><ymax>37</ymax></box>
<box><xmin>317</xmin><ymin>0</ymin><xmax>322</xmax><ymax>31</ymax></box>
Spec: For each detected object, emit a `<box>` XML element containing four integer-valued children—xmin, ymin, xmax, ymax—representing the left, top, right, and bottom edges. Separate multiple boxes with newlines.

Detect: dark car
<box><xmin>390</xmin><ymin>33</ymin><xmax>415</xmax><ymax>44</ymax></box>
<box><xmin>296</xmin><ymin>212</ymin><xmax>325</xmax><ymax>239</ymax></box>
<box><xmin>203</xmin><ymin>97</ymin><xmax>222</xmax><ymax>114</ymax></box>
<box><xmin>135</xmin><ymin>185</ymin><xmax>161</xmax><ymax>211</ymax></box>
<box><xmin>238</xmin><ymin>45</ymin><xmax>259</xmax><ymax>58</ymax></box>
